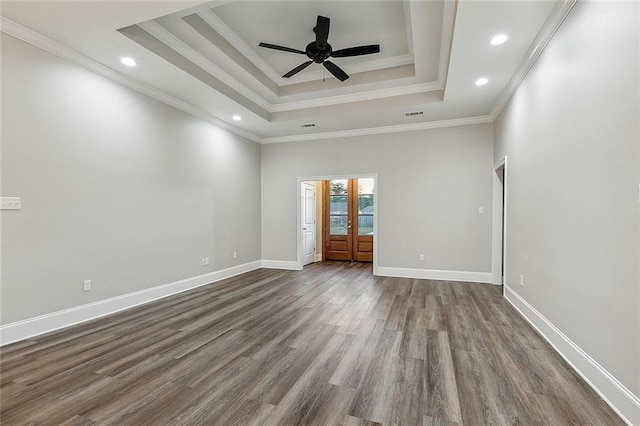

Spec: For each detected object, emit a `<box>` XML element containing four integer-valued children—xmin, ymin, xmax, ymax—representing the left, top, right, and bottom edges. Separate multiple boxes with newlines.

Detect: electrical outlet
<box><xmin>233</xmin><ymin>252</ymin><xmax>237</xmax><ymax>260</ymax></box>
<box><xmin>479</xmin><ymin>207</ymin><xmax>484</xmax><ymax>214</ymax></box>
<box><xmin>419</xmin><ymin>254</ymin><xmax>424</xmax><ymax>261</ymax></box>
<box><xmin>83</xmin><ymin>280</ymin><xmax>91</xmax><ymax>292</ymax></box>
<box><xmin>201</xmin><ymin>258</ymin><xmax>208</xmax><ymax>266</ymax></box>
<box><xmin>520</xmin><ymin>275</ymin><xmax>524</xmax><ymax>287</ymax></box>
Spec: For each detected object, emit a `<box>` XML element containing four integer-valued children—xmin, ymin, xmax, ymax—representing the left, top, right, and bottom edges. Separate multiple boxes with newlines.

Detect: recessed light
<box><xmin>490</xmin><ymin>34</ymin><xmax>508</xmax><ymax>46</ymax></box>
<box><xmin>232</xmin><ymin>115</ymin><xmax>242</xmax><ymax>121</ymax></box>
<box><xmin>120</xmin><ymin>57</ymin><xmax>137</xmax><ymax>67</ymax></box>
<box><xmin>475</xmin><ymin>78</ymin><xmax>489</xmax><ymax>86</ymax></box>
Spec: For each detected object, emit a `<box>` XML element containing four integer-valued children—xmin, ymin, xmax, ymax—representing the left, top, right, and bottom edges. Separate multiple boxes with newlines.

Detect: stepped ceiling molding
<box><xmin>0</xmin><ymin>0</ymin><xmax>575</xmax><ymax>142</ymax></box>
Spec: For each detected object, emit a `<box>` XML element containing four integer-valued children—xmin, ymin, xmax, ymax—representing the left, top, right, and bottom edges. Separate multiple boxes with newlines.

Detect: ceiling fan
<box><xmin>258</xmin><ymin>15</ymin><xmax>380</xmax><ymax>82</ymax></box>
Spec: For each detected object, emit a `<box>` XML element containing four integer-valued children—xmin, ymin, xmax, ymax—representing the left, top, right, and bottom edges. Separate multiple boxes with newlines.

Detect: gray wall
<box><xmin>1</xmin><ymin>35</ymin><xmax>261</xmax><ymax>324</ymax></box>
<box><xmin>494</xmin><ymin>1</ymin><xmax>639</xmax><ymax>395</ymax></box>
<box><xmin>261</xmin><ymin>124</ymin><xmax>494</xmax><ymax>272</ymax></box>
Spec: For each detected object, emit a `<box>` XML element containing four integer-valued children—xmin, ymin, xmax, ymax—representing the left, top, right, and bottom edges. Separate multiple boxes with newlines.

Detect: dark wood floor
<box><xmin>0</xmin><ymin>262</ymin><xmax>623</xmax><ymax>425</ymax></box>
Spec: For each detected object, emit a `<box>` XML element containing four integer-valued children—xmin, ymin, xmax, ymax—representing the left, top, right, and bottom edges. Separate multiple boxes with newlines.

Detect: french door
<box><xmin>323</xmin><ymin>178</ymin><xmax>374</xmax><ymax>262</ymax></box>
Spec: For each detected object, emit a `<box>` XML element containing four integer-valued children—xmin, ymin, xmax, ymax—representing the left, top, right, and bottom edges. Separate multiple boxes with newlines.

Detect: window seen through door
<box><xmin>357</xmin><ymin>178</ymin><xmax>374</xmax><ymax>236</ymax></box>
<box><xmin>329</xmin><ymin>179</ymin><xmax>348</xmax><ymax>235</ymax></box>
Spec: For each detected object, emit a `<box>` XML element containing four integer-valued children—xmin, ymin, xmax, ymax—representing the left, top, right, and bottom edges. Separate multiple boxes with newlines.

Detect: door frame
<box><xmin>300</xmin><ymin>181</ymin><xmax>317</xmax><ymax>266</ymax></box>
<box><xmin>491</xmin><ymin>156</ymin><xmax>507</xmax><ymax>294</ymax></box>
<box><xmin>296</xmin><ymin>173</ymin><xmax>378</xmax><ymax>274</ymax></box>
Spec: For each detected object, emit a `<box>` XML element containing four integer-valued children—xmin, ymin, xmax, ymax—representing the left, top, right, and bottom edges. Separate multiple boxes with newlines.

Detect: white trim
<box><xmin>133</xmin><ymin>18</ymin><xmax>440</xmax><ymax>114</ymax></box>
<box><xmin>268</xmin><ymin>82</ymin><xmax>441</xmax><ymax>113</ymax></box>
<box><xmin>0</xmin><ymin>260</ymin><xmax>262</xmax><ymax>347</ymax></box>
<box><xmin>262</xmin><ymin>115</ymin><xmax>492</xmax><ymax>144</ymax></box>
<box><xmin>0</xmin><ymin>17</ymin><xmax>262</xmax><ymax>144</ymax></box>
<box><xmin>376</xmin><ymin>266</ymin><xmax>492</xmax><ymax>284</ymax></box>
<box><xmin>135</xmin><ymin>14</ymin><xmax>440</xmax><ymax>113</ymax></box>
<box><xmin>0</xmin><ymin>0</ymin><xmax>577</xmax><ymax>147</ymax></box>
<box><xmin>0</xmin><ymin>15</ymin><xmax>481</xmax><ymax>146</ymax></box>
<box><xmin>260</xmin><ymin>259</ymin><xmax>301</xmax><ymax>270</ymax></box>
<box><xmin>137</xmin><ymin>20</ymin><xmax>272</xmax><ymax>112</ymax></box>
<box><xmin>437</xmin><ymin>0</ymin><xmax>457</xmax><ymax>88</ymax></box>
<box><xmin>198</xmin><ymin>9</ymin><xmax>284</xmax><ymax>85</ymax></box>
<box><xmin>199</xmin><ymin>10</ymin><xmax>415</xmax><ymax>87</ymax></box>
<box><xmin>300</xmin><ymin>181</ymin><xmax>317</xmax><ymax>267</ymax></box>
<box><xmin>505</xmin><ymin>286</ymin><xmax>640</xmax><ymax>426</ymax></box>
<box><xmin>315</xmin><ymin>254</ymin><xmax>323</xmax><ymax>262</ymax></box>
<box><xmin>402</xmin><ymin>1</ymin><xmax>414</xmax><ymax>57</ymax></box>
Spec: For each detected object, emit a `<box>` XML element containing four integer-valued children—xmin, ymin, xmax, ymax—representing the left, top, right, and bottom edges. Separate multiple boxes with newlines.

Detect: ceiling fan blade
<box><xmin>258</xmin><ymin>42</ymin><xmax>306</xmax><ymax>55</ymax></box>
<box><xmin>314</xmin><ymin>16</ymin><xmax>330</xmax><ymax>49</ymax></box>
<box><xmin>332</xmin><ymin>44</ymin><xmax>380</xmax><ymax>58</ymax></box>
<box><xmin>283</xmin><ymin>61</ymin><xmax>313</xmax><ymax>78</ymax></box>
<box><xmin>323</xmin><ymin>61</ymin><xmax>349</xmax><ymax>82</ymax></box>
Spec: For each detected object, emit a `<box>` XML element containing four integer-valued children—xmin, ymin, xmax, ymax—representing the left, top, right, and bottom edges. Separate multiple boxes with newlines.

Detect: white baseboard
<box><xmin>376</xmin><ymin>266</ymin><xmax>493</xmax><ymax>283</ymax></box>
<box><xmin>315</xmin><ymin>254</ymin><xmax>322</xmax><ymax>262</ymax></box>
<box><xmin>505</xmin><ymin>286</ymin><xmax>639</xmax><ymax>426</ymax></box>
<box><xmin>0</xmin><ymin>260</ymin><xmax>262</xmax><ymax>347</ymax></box>
<box><xmin>261</xmin><ymin>259</ymin><xmax>301</xmax><ymax>270</ymax></box>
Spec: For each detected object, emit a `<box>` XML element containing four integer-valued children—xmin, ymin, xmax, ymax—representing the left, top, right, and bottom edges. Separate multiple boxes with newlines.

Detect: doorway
<box><xmin>296</xmin><ymin>174</ymin><xmax>377</xmax><ymax>272</ymax></box>
<box><xmin>323</xmin><ymin>178</ymin><xmax>374</xmax><ymax>262</ymax></box>
<box><xmin>492</xmin><ymin>156</ymin><xmax>507</xmax><ymax>295</ymax></box>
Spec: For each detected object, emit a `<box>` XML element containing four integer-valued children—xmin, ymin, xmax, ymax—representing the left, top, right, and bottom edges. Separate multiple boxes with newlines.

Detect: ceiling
<box><xmin>0</xmin><ymin>0</ymin><xmax>572</xmax><ymax>143</ymax></box>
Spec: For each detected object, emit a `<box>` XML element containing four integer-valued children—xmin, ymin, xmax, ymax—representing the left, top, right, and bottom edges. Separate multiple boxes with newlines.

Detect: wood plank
<box><xmin>330</xmin><ymin>319</ymin><xmax>385</xmax><ymax>388</ymax></box>
<box><xmin>385</xmin><ymin>356</ymin><xmax>424</xmax><ymax>425</ymax></box>
<box><xmin>265</xmin><ymin>332</ymin><xmax>354</xmax><ymax>424</ymax></box>
<box><xmin>348</xmin><ymin>328</ymin><xmax>403</xmax><ymax>423</ymax></box>
<box><xmin>399</xmin><ymin>308</ymin><xmax>428</xmax><ymax>360</ymax></box>
<box><xmin>424</xmin><ymin>330</ymin><xmax>462</xmax><ymax>423</ymax></box>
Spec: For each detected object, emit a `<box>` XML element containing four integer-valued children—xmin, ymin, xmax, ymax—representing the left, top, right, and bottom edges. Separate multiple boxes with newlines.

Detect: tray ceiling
<box><xmin>0</xmin><ymin>0</ymin><xmax>569</xmax><ymax>142</ymax></box>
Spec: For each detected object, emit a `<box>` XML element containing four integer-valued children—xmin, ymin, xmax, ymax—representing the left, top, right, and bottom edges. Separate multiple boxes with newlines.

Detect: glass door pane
<box><xmin>357</xmin><ymin>178</ymin><xmax>374</xmax><ymax>235</ymax></box>
<box><xmin>329</xmin><ymin>179</ymin><xmax>348</xmax><ymax>235</ymax></box>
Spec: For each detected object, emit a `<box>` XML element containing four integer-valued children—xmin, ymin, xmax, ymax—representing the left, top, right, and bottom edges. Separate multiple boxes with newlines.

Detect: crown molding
<box><xmin>198</xmin><ymin>9</ymin><xmax>413</xmax><ymax>86</ymax></box>
<box><xmin>403</xmin><ymin>1</ymin><xmax>415</xmax><ymax>57</ymax></box>
<box><xmin>200</xmin><ymin>8</ymin><xmax>416</xmax><ymax>87</ymax></box>
<box><xmin>489</xmin><ymin>0</ymin><xmax>579</xmax><ymax>120</ymax></box>
<box><xmin>437</xmin><ymin>0</ymin><xmax>457</xmax><ymax>90</ymax></box>
<box><xmin>197</xmin><ymin>9</ymin><xmax>283</xmax><ymax>85</ymax></box>
<box><xmin>1</xmin><ymin>15</ymin><xmax>474</xmax><ymax>147</ymax></box>
<box><xmin>260</xmin><ymin>115</ymin><xmax>492</xmax><ymax>144</ymax></box>
<box><xmin>2</xmin><ymin>0</ymin><xmax>578</xmax><ymax>147</ymax></box>
<box><xmin>144</xmin><ymin>17</ymin><xmax>437</xmax><ymax>113</ymax></box>
<box><xmin>138</xmin><ymin>20</ymin><xmax>272</xmax><ymax>111</ymax></box>
<box><xmin>0</xmin><ymin>16</ymin><xmax>262</xmax><ymax>143</ymax></box>
<box><xmin>269</xmin><ymin>81</ymin><xmax>442</xmax><ymax>113</ymax></box>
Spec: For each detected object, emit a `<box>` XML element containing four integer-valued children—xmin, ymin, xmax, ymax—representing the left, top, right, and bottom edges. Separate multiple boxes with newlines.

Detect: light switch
<box><xmin>0</xmin><ymin>197</ymin><xmax>21</xmax><ymax>210</ymax></box>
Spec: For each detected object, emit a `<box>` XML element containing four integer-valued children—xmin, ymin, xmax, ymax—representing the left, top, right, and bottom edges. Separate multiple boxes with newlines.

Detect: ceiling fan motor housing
<box><xmin>306</xmin><ymin>42</ymin><xmax>332</xmax><ymax>63</ymax></box>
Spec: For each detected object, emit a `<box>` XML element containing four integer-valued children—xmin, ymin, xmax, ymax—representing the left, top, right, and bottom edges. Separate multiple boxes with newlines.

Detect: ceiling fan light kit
<box><xmin>258</xmin><ymin>15</ymin><xmax>381</xmax><ymax>82</ymax></box>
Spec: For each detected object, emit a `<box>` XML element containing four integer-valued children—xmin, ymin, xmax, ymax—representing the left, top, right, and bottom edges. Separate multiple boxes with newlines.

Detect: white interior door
<box><xmin>301</xmin><ymin>182</ymin><xmax>316</xmax><ymax>266</ymax></box>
